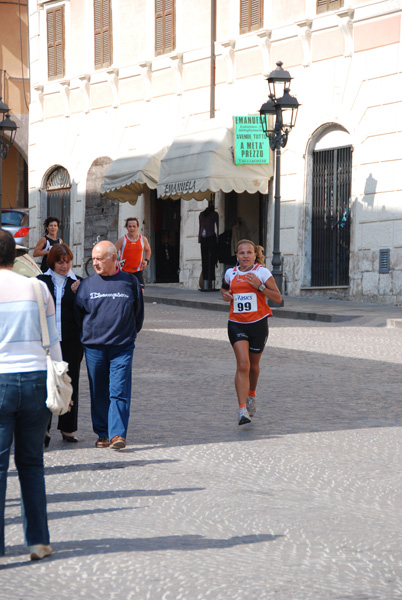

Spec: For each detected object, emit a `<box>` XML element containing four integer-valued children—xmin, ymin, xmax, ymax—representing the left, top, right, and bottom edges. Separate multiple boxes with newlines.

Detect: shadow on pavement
<box><xmin>7</xmin><ymin>458</ymin><xmax>179</xmax><ymax>479</ymax></box>
<box><xmin>6</xmin><ymin>486</ymin><xmax>204</xmax><ymax>507</ymax></box>
<box><xmin>1</xmin><ymin>533</ymin><xmax>283</xmax><ymax>569</ymax></box>
<box><xmin>128</xmin><ymin>331</ymin><xmax>402</xmax><ymax>447</ymax></box>
<box><xmin>5</xmin><ymin>505</ymin><xmax>138</xmax><ymax>527</ymax></box>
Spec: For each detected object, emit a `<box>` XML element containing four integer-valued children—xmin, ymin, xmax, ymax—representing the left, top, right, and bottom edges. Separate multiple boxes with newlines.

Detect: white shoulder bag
<box><xmin>32</xmin><ymin>278</ymin><xmax>73</xmax><ymax>415</ymax></box>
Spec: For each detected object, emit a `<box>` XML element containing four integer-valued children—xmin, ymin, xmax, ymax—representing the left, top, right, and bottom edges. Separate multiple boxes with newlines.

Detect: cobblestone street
<box><xmin>1</xmin><ymin>302</ymin><xmax>402</xmax><ymax>600</ymax></box>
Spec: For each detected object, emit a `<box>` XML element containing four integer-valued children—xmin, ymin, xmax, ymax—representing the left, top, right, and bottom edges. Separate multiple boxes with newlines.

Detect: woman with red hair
<box><xmin>37</xmin><ymin>243</ymin><xmax>83</xmax><ymax>444</ymax></box>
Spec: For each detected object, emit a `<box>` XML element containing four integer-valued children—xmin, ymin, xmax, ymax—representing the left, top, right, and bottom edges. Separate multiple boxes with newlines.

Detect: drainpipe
<box><xmin>210</xmin><ymin>0</ymin><xmax>216</xmax><ymax>118</ymax></box>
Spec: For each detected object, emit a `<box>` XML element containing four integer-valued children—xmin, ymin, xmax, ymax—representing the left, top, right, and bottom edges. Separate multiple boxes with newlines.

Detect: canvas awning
<box><xmin>157</xmin><ymin>125</ymin><xmax>273</xmax><ymax>201</ymax></box>
<box><xmin>101</xmin><ymin>147</ymin><xmax>168</xmax><ymax>205</ymax></box>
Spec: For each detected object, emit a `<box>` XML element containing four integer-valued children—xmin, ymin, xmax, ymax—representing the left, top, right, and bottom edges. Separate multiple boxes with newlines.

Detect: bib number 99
<box><xmin>237</xmin><ymin>301</ymin><xmax>251</xmax><ymax>312</ymax></box>
<box><xmin>233</xmin><ymin>293</ymin><xmax>257</xmax><ymax>313</ymax></box>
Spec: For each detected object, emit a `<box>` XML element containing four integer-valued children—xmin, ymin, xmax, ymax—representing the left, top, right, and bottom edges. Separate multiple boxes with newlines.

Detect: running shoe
<box><xmin>246</xmin><ymin>396</ymin><xmax>256</xmax><ymax>417</ymax></box>
<box><xmin>238</xmin><ymin>406</ymin><xmax>251</xmax><ymax>425</ymax></box>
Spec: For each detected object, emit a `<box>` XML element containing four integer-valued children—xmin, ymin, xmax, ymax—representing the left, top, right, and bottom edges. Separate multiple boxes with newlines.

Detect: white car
<box><xmin>13</xmin><ymin>246</ymin><xmax>42</xmax><ymax>277</ymax></box>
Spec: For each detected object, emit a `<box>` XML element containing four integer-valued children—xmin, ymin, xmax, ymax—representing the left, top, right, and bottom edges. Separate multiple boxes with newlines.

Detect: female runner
<box><xmin>221</xmin><ymin>240</ymin><xmax>282</xmax><ymax>425</ymax></box>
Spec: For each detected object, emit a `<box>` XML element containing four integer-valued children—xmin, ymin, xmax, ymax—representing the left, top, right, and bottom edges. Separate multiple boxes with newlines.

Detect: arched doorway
<box><xmin>45</xmin><ymin>166</ymin><xmax>71</xmax><ymax>245</ymax></box>
<box><xmin>84</xmin><ymin>157</ymin><xmax>115</xmax><ymax>266</ymax></box>
<box><xmin>310</xmin><ymin>128</ymin><xmax>352</xmax><ymax>287</ymax></box>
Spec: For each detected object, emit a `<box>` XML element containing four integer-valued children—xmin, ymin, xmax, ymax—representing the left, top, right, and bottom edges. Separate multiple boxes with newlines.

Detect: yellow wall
<box><xmin>1</xmin><ymin>145</ymin><xmax>18</xmax><ymax>208</ymax></box>
<box><xmin>0</xmin><ymin>1</ymin><xmax>29</xmax><ymax>210</ymax></box>
<box><xmin>0</xmin><ymin>2</ymin><xmax>29</xmax><ymax>115</ymax></box>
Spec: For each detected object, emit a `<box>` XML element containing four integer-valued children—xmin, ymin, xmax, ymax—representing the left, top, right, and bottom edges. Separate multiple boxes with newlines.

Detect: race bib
<box><xmin>233</xmin><ymin>292</ymin><xmax>257</xmax><ymax>313</ymax></box>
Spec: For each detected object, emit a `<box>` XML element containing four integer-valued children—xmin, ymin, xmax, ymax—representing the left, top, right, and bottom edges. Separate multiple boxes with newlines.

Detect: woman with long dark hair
<box><xmin>33</xmin><ymin>216</ymin><xmax>62</xmax><ymax>272</ymax></box>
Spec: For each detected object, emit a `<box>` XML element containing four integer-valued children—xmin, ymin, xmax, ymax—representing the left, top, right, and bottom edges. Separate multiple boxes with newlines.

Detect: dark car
<box><xmin>1</xmin><ymin>209</ymin><xmax>29</xmax><ymax>245</ymax></box>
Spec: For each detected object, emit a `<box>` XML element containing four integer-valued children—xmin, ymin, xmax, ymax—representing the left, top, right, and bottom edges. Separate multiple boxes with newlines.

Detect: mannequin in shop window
<box><xmin>198</xmin><ymin>199</ymin><xmax>219</xmax><ymax>291</ymax></box>
<box><xmin>231</xmin><ymin>217</ymin><xmax>249</xmax><ymax>256</ymax></box>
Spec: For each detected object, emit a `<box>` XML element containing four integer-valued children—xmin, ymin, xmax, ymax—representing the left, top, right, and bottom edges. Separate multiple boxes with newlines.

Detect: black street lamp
<box><xmin>0</xmin><ymin>98</ymin><xmax>18</xmax><ymax>228</ymax></box>
<box><xmin>259</xmin><ymin>62</ymin><xmax>299</xmax><ymax>305</ymax></box>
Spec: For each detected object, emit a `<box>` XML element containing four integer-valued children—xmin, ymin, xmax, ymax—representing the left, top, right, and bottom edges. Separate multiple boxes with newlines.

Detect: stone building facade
<box><xmin>27</xmin><ymin>0</ymin><xmax>402</xmax><ymax>303</ymax></box>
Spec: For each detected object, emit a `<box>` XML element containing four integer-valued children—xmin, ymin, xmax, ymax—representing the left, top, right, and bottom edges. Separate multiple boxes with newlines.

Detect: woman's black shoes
<box><xmin>61</xmin><ymin>432</ymin><xmax>78</xmax><ymax>443</ymax></box>
<box><xmin>45</xmin><ymin>431</ymin><xmax>78</xmax><ymax>445</ymax></box>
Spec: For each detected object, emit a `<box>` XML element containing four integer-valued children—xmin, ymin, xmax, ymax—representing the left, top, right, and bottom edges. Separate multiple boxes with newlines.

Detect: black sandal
<box><xmin>61</xmin><ymin>432</ymin><xmax>78</xmax><ymax>443</ymax></box>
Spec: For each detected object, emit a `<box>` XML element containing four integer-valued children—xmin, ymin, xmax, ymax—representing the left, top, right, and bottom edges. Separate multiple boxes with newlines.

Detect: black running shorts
<box><xmin>227</xmin><ymin>317</ymin><xmax>269</xmax><ymax>354</ymax></box>
<box><xmin>131</xmin><ymin>270</ymin><xmax>144</xmax><ymax>289</ymax></box>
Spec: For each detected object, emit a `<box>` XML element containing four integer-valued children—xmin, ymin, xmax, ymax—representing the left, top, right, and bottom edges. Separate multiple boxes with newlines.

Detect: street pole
<box><xmin>271</xmin><ymin>144</ymin><xmax>283</xmax><ymax>300</ymax></box>
<box><xmin>259</xmin><ymin>62</ymin><xmax>299</xmax><ymax>307</ymax></box>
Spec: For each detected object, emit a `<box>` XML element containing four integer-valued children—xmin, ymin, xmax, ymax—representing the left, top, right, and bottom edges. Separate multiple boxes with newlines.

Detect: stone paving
<box><xmin>1</xmin><ymin>303</ymin><xmax>402</xmax><ymax>600</ymax></box>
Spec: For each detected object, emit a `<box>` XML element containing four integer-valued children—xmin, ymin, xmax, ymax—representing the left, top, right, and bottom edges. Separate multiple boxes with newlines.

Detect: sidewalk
<box><xmin>145</xmin><ymin>283</ymin><xmax>402</xmax><ymax>327</ymax></box>
<box><xmin>1</xmin><ymin>301</ymin><xmax>401</xmax><ymax>599</ymax></box>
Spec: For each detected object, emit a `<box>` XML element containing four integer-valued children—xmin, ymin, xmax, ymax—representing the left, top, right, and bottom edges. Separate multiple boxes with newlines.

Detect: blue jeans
<box><xmin>84</xmin><ymin>344</ymin><xmax>134</xmax><ymax>440</ymax></box>
<box><xmin>0</xmin><ymin>371</ymin><xmax>51</xmax><ymax>555</ymax></box>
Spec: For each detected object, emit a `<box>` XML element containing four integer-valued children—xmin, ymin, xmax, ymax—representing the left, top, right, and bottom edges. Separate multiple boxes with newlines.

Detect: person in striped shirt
<box><xmin>0</xmin><ymin>229</ymin><xmax>62</xmax><ymax>561</ymax></box>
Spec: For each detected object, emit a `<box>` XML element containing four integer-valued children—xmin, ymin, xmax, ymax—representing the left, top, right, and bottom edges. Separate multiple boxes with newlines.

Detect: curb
<box><xmin>387</xmin><ymin>319</ymin><xmax>402</xmax><ymax>328</ymax></box>
<box><xmin>144</xmin><ymin>295</ymin><xmax>358</xmax><ymax>323</ymax></box>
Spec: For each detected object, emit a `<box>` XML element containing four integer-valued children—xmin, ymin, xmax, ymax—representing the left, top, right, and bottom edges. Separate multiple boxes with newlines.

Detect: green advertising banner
<box><xmin>233</xmin><ymin>115</ymin><xmax>270</xmax><ymax>166</ymax></box>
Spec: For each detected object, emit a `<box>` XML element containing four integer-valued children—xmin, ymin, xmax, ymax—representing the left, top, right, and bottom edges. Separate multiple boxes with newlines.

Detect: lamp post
<box><xmin>0</xmin><ymin>98</ymin><xmax>18</xmax><ymax>228</ymax></box>
<box><xmin>259</xmin><ymin>62</ymin><xmax>299</xmax><ymax>305</ymax></box>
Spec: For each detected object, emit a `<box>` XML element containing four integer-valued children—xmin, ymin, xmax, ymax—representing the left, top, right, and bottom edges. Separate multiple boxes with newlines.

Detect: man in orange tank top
<box><xmin>115</xmin><ymin>218</ymin><xmax>151</xmax><ymax>291</ymax></box>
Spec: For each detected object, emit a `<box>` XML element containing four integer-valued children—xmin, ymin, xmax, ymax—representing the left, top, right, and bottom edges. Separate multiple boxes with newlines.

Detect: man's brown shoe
<box><xmin>110</xmin><ymin>435</ymin><xmax>126</xmax><ymax>450</ymax></box>
<box><xmin>95</xmin><ymin>436</ymin><xmax>110</xmax><ymax>448</ymax></box>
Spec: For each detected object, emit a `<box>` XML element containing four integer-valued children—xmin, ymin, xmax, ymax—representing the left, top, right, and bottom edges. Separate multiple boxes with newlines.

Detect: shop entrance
<box><xmin>219</xmin><ymin>191</ymin><xmax>267</xmax><ymax>269</ymax></box>
<box><xmin>152</xmin><ymin>193</ymin><xmax>181</xmax><ymax>283</ymax></box>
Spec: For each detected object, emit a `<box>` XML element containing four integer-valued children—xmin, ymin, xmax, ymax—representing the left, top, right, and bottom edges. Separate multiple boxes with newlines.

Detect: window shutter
<box><xmin>240</xmin><ymin>0</ymin><xmax>262</xmax><ymax>34</ymax></box>
<box><xmin>47</xmin><ymin>7</ymin><xmax>64</xmax><ymax>80</ymax></box>
<box><xmin>47</xmin><ymin>11</ymin><xmax>55</xmax><ymax>78</ymax></box>
<box><xmin>155</xmin><ymin>0</ymin><xmax>175</xmax><ymax>56</ymax></box>
<box><xmin>55</xmin><ymin>9</ymin><xmax>64</xmax><ymax>76</ymax></box>
<box><xmin>102</xmin><ymin>0</ymin><xmax>111</xmax><ymax>65</ymax></box>
<box><xmin>240</xmin><ymin>0</ymin><xmax>249</xmax><ymax>34</ymax></box>
<box><xmin>94</xmin><ymin>0</ymin><xmax>112</xmax><ymax>69</ymax></box>
<box><xmin>155</xmin><ymin>0</ymin><xmax>164</xmax><ymax>55</ymax></box>
<box><xmin>164</xmin><ymin>0</ymin><xmax>174</xmax><ymax>53</ymax></box>
<box><xmin>250</xmin><ymin>0</ymin><xmax>260</xmax><ymax>30</ymax></box>
<box><xmin>317</xmin><ymin>0</ymin><xmax>343</xmax><ymax>13</ymax></box>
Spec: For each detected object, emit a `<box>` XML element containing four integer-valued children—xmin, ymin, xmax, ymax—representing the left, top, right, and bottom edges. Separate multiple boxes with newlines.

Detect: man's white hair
<box><xmin>106</xmin><ymin>242</ymin><xmax>117</xmax><ymax>258</ymax></box>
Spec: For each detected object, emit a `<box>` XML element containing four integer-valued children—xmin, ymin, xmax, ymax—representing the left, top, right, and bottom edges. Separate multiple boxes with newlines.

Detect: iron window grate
<box><xmin>379</xmin><ymin>249</ymin><xmax>390</xmax><ymax>274</ymax></box>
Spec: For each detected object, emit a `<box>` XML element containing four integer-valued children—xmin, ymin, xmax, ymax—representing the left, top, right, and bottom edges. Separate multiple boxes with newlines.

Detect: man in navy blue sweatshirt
<box><xmin>75</xmin><ymin>241</ymin><xmax>144</xmax><ymax>449</ymax></box>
